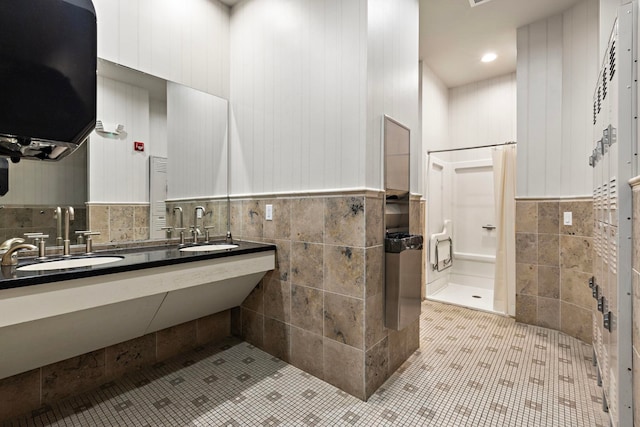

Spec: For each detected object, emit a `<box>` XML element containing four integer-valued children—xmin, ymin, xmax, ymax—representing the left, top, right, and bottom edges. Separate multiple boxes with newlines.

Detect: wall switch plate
<box><xmin>265</xmin><ymin>204</ymin><xmax>273</xmax><ymax>221</ymax></box>
<box><xmin>563</xmin><ymin>211</ymin><xmax>572</xmax><ymax>226</ymax></box>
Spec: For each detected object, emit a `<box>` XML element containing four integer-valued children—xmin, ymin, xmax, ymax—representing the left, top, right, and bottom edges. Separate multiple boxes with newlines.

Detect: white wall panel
<box><xmin>229</xmin><ymin>0</ymin><xmax>370</xmax><ymax>195</ymax></box>
<box><xmin>88</xmin><ymin>77</ymin><xmax>150</xmax><ymax>203</ymax></box>
<box><xmin>448</xmin><ymin>73</ymin><xmax>517</xmax><ymax>154</ymax></box>
<box><xmin>367</xmin><ymin>0</ymin><xmax>420</xmax><ymax>192</ymax></box>
<box><xmin>517</xmin><ymin>0</ymin><xmax>598</xmax><ymax>198</ymax></box>
<box><xmin>93</xmin><ymin>0</ymin><xmax>230</xmax><ymax>99</ymax></box>
<box><xmin>166</xmin><ymin>83</ymin><xmax>228</xmax><ymax>200</ymax></box>
<box><xmin>421</xmin><ymin>63</ymin><xmax>449</xmax><ymax>197</ymax></box>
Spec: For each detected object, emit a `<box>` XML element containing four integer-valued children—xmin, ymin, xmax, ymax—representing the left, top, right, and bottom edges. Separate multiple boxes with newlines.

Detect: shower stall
<box><xmin>425</xmin><ymin>143</ymin><xmax>516</xmax><ymax>315</ymax></box>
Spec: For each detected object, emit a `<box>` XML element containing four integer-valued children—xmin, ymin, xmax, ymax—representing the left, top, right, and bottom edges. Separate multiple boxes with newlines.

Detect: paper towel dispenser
<box><xmin>0</xmin><ymin>0</ymin><xmax>97</xmax><ymax>162</ymax></box>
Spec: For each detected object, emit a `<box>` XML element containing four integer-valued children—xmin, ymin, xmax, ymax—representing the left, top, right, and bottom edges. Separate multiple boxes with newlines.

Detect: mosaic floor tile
<box><xmin>2</xmin><ymin>300</ymin><xmax>609</xmax><ymax>427</ymax></box>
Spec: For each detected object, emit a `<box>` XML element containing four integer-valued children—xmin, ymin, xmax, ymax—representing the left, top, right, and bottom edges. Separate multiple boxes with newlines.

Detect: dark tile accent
<box><xmin>191</xmin><ymin>395</ymin><xmax>209</xmax><ymax>407</ymax></box>
<box><xmin>168</xmin><ymin>377</ymin><xmax>185</xmax><ymax>386</ymax></box>
<box><xmin>261</xmin><ymin>416</ymin><xmax>281</xmax><ymax>426</ymax></box>
<box><xmin>381</xmin><ymin>409</ymin><xmax>398</xmax><ymax>422</ymax></box>
<box><xmin>303</xmin><ymin>413</ymin><xmax>321</xmax><ymax>426</ymax></box>
<box><xmin>417</xmin><ymin>407</ymin><xmax>436</xmax><ymax>419</ymax></box>
<box><xmin>236</xmin><ymin>373</ymin><xmax>251</xmax><ymax>382</ymax></box>
<box><xmin>302</xmin><ymin>389</ymin><xmax>318</xmax><ymax>400</ymax></box>
<box><xmin>266</xmin><ymin>391</ymin><xmax>282</xmax><ymax>402</ymax></box>
<box><xmin>342</xmin><ymin>411</ymin><xmax>361</xmax><ymax>424</ymax></box>
<box><xmin>153</xmin><ymin>398</ymin><xmax>171</xmax><ymax>409</ymax></box>
<box><xmin>203</xmin><ymin>374</ymin><xmax>218</xmax><ymax>384</ymax></box>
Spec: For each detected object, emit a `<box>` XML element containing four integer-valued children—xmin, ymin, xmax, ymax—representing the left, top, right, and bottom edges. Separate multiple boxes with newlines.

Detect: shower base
<box><xmin>428</xmin><ymin>282</ymin><xmax>497</xmax><ymax>314</ymax></box>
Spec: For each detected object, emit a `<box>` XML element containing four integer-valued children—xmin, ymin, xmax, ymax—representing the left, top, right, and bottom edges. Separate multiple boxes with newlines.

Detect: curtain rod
<box><xmin>427</xmin><ymin>141</ymin><xmax>517</xmax><ymax>154</ymax></box>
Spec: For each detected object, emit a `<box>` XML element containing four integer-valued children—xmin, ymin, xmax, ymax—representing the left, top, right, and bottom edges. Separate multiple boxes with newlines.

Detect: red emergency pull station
<box><xmin>134</xmin><ymin>141</ymin><xmax>144</xmax><ymax>152</ymax></box>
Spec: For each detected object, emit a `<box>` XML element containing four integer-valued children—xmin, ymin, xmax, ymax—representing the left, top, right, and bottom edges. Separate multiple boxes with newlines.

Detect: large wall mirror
<box><xmin>0</xmin><ymin>58</ymin><xmax>228</xmax><ymax>246</ymax></box>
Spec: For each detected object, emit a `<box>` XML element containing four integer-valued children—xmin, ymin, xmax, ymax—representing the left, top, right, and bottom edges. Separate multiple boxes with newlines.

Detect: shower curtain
<box><xmin>492</xmin><ymin>145</ymin><xmax>516</xmax><ymax>315</ymax></box>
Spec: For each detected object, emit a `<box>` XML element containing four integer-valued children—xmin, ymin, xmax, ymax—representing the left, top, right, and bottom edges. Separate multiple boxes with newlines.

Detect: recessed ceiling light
<box><xmin>481</xmin><ymin>52</ymin><xmax>497</xmax><ymax>63</ymax></box>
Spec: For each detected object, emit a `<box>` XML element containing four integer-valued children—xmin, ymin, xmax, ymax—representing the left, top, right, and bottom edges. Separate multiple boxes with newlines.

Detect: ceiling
<box><xmin>420</xmin><ymin>0</ymin><xmax>584</xmax><ymax>88</ymax></box>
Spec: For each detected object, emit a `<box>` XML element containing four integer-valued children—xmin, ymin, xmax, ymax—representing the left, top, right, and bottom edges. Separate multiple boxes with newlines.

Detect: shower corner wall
<box><xmin>514</xmin><ymin>198</ymin><xmax>594</xmax><ymax>343</ymax></box>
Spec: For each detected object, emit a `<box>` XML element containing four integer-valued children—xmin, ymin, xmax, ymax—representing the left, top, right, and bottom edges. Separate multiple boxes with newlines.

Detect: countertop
<box><xmin>0</xmin><ymin>240</ymin><xmax>276</xmax><ymax>290</ymax></box>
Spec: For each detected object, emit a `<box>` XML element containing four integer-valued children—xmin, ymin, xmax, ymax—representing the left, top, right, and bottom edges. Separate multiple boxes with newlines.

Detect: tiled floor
<box><xmin>3</xmin><ymin>300</ymin><xmax>609</xmax><ymax>426</ymax></box>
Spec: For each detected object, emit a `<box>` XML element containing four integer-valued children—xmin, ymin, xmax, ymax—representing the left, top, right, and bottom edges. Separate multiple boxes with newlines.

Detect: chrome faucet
<box><xmin>0</xmin><ymin>238</ymin><xmax>36</xmax><ymax>266</ymax></box>
<box><xmin>192</xmin><ymin>206</ymin><xmax>206</xmax><ymax>244</ymax></box>
<box><xmin>63</xmin><ymin>206</ymin><xmax>74</xmax><ymax>256</ymax></box>
<box><xmin>53</xmin><ymin>206</ymin><xmax>63</xmax><ymax>246</ymax></box>
<box><xmin>173</xmin><ymin>207</ymin><xmax>186</xmax><ymax>245</ymax></box>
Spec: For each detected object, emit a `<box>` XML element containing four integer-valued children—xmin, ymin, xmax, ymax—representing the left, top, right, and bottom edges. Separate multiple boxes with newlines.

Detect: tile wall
<box><xmin>0</xmin><ymin>206</ymin><xmax>86</xmax><ymax>244</ymax></box>
<box><xmin>0</xmin><ymin>310</ymin><xmax>232</xmax><ymax>421</ymax></box>
<box><xmin>87</xmin><ymin>204</ymin><xmax>149</xmax><ymax>243</ymax></box>
<box><xmin>232</xmin><ymin>192</ymin><xmax>422</xmax><ymax>400</ymax></box>
<box><xmin>632</xmin><ymin>183</ymin><xmax>640</xmax><ymax>425</ymax></box>
<box><xmin>515</xmin><ymin>199</ymin><xmax>594</xmax><ymax>343</ymax></box>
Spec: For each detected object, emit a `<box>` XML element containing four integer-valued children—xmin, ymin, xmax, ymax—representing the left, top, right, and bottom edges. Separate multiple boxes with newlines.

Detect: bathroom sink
<box><xmin>17</xmin><ymin>256</ymin><xmax>125</xmax><ymax>271</ymax></box>
<box><xmin>179</xmin><ymin>244</ymin><xmax>238</xmax><ymax>252</ymax></box>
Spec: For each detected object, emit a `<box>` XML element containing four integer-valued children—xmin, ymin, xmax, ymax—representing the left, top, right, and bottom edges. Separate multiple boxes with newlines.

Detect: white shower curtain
<box><xmin>492</xmin><ymin>145</ymin><xmax>516</xmax><ymax>315</ymax></box>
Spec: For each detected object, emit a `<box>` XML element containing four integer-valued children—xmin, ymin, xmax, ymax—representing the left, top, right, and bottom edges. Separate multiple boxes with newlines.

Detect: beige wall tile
<box><xmin>537</xmin><ymin>297</ymin><xmax>560</xmax><ymax>330</ymax></box>
<box><xmin>323</xmin><ymin>338</ymin><xmax>364</xmax><ymax>399</ymax></box>
<box><xmin>324</xmin><ymin>246</ymin><xmax>365</xmax><ymax>299</ymax></box>
<box><xmin>365</xmin><ymin>337</ymin><xmax>389</xmax><ymax>399</ymax></box>
<box><xmin>516</xmin><ymin>233</ymin><xmax>538</xmax><ymax>264</ymax></box>
<box><xmin>263</xmin><ymin>199</ymin><xmax>291</xmax><ymax>240</ymax></box>
<box><xmin>42</xmin><ymin>350</ymin><xmax>106</xmax><ymax>404</ymax></box>
<box><xmin>156</xmin><ymin>321</ymin><xmax>197</xmax><ymax>361</ymax></box>
<box><xmin>516</xmin><ymin>263</ymin><xmax>538</xmax><ymax>296</ymax></box>
<box><xmin>105</xmin><ymin>334</ymin><xmax>156</xmax><ymax>379</ymax></box>
<box><xmin>291</xmin><ymin>284</ymin><xmax>324</xmax><ymax>335</ymax></box>
<box><xmin>538</xmin><ymin>202</ymin><xmax>559</xmax><ymax>234</ymax></box>
<box><xmin>109</xmin><ymin>206</ymin><xmax>134</xmax><ymax>231</ymax></box>
<box><xmin>242</xmin><ymin>200</ymin><xmax>264</xmax><ymax>239</ymax></box>
<box><xmin>366</xmin><ymin>197</ymin><xmax>384</xmax><ymax>247</ymax></box>
<box><xmin>560</xmin><ymin>236</ymin><xmax>593</xmax><ymax>273</ymax></box>
<box><xmin>516</xmin><ymin>294</ymin><xmax>537</xmax><ymax>325</ymax></box>
<box><xmin>290</xmin><ymin>327</ymin><xmax>324</xmax><ymax>379</ymax></box>
<box><xmin>325</xmin><ymin>197</ymin><xmax>365</xmax><ymax>247</ymax></box>
<box><xmin>0</xmin><ymin>369</ymin><xmax>40</xmax><ymax>421</ymax></box>
<box><xmin>560</xmin><ymin>302</ymin><xmax>592</xmax><ymax>344</ymax></box>
<box><xmin>561</xmin><ymin>269</ymin><xmax>593</xmax><ymax>310</ymax></box>
<box><xmin>240</xmin><ymin>308</ymin><xmax>264</xmax><ymax>349</ymax></box>
<box><xmin>88</xmin><ymin>205</ymin><xmax>109</xmax><ymax>231</ymax></box>
<box><xmin>538</xmin><ymin>266</ymin><xmax>560</xmax><ymax>299</ymax></box>
<box><xmin>634</xmin><ymin>270</ymin><xmax>640</xmax><ymax>351</ymax></box>
<box><xmin>290</xmin><ymin>198</ymin><xmax>324</xmax><ymax>243</ymax></box>
<box><xmin>516</xmin><ymin>201</ymin><xmax>537</xmax><ymax>233</ymax></box>
<box><xmin>133</xmin><ymin>206</ymin><xmax>149</xmax><ymax>228</ymax></box>
<box><xmin>229</xmin><ymin>200</ymin><xmax>242</xmax><ymax>238</ymax></box>
<box><xmin>538</xmin><ymin>234</ymin><xmax>560</xmax><ymax>267</ymax></box>
<box><xmin>241</xmin><ymin>281</ymin><xmax>264</xmax><ymax>314</ymax></box>
<box><xmin>263</xmin><ymin>318</ymin><xmax>290</xmax><ymax>363</ymax></box>
<box><xmin>324</xmin><ymin>292</ymin><xmax>365</xmax><ymax>350</ymax></box>
<box><xmin>267</xmin><ymin>239</ymin><xmax>291</xmax><ymax>282</ymax></box>
<box><xmin>366</xmin><ymin>246</ymin><xmax>384</xmax><ymax>298</ymax></box>
<box><xmin>365</xmin><ymin>292</ymin><xmax>387</xmax><ymax>350</ymax></box>
<box><xmin>291</xmin><ymin>242</ymin><xmax>323</xmax><ymax>289</ymax></box>
<box><xmin>263</xmin><ymin>278</ymin><xmax>291</xmax><ymax>323</ymax></box>
<box><xmin>196</xmin><ymin>310</ymin><xmax>231</xmax><ymax>345</ymax></box>
<box><xmin>559</xmin><ymin>201</ymin><xmax>593</xmax><ymax>237</ymax></box>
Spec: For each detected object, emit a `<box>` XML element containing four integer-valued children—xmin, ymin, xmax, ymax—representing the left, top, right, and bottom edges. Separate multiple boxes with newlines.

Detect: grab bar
<box><xmin>432</xmin><ymin>237</ymin><xmax>453</xmax><ymax>272</ymax></box>
<box><xmin>482</xmin><ymin>224</ymin><xmax>496</xmax><ymax>230</ymax></box>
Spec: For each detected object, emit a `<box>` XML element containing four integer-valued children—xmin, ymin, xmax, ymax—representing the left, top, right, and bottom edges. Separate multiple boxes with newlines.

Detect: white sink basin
<box><xmin>179</xmin><ymin>244</ymin><xmax>238</xmax><ymax>252</ymax></box>
<box><xmin>17</xmin><ymin>256</ymin><xmax>125</xmax><ymax>271</ymax></box>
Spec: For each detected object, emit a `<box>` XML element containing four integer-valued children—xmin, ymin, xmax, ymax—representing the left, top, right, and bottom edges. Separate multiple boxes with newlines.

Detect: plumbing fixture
<box><xmin>192</xmin><ymin>206</ymin><xmax>206</xmax><ymax>244</ymax></box>
<box><xmin>75</xmin><ymin>230</ymin><xmax>101</xmax><ymax>254</ymax></box>
<box><xmin>24</xmin><ymin>233</ymin><xmax>49</xmax><ymax>259</ymax></box>
<box><xmin>225</xmin><ymin>230</ymin><xmax>233</xmax><ymax>244</ymax></box>
<box><xmin>54</xmin><ymin>206</ymin><xmax>63</xmax><ymax>246</ymax></box>
<box><xmin>161</xmin><ymin>226</ymin><xmax>173</xmax><ymax>238</ymax></box>
<box><xmin>0</xmin><ymin>238</ymin><xmax>36</xmax><ymax>266</ymax></box>
<box><xmin>204</xmin><ymin>225</ymin><xmax>215</xmax><ymax>243</ymax></box>
<box><xmin>173</xmin><ymin>207</ymin><xmax>186</xmax><ymax>245</ymax></box>
<box><xmin>63</xmin><ymin>206</ymin><xmax>74</xmax><ymax>257</ymax></box>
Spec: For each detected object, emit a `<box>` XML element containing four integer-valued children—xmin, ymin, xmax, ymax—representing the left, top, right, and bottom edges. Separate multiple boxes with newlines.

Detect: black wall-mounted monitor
<box><xmin>0</xmin><ymin>0</ymin><xmax>97</xmax><ymax>162</ymax></box>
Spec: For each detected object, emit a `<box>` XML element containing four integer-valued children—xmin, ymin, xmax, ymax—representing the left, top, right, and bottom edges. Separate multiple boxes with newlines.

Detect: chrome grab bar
<box><xmin>482</xmin><ymin>225</ymin><xmax>496</xmax><ymax>230</ymax></box>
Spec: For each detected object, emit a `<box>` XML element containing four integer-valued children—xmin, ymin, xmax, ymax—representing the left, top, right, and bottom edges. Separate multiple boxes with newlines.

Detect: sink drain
<box><xmin>472</xmin><ymin>295</ymin><xmax>482</xmax><ymax>299</ymax></box>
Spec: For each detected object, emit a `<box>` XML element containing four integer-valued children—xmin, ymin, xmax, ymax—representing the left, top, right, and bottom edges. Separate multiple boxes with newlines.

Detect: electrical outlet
<box><xmin>265</xmin><ymin>204</ymin><xmax>273</xmax><ymax>221</ymax></box>
<box><xmin>563</xmin><ymin>212</ymin><xmax>572</xmax><ymax>226</ymax></box>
